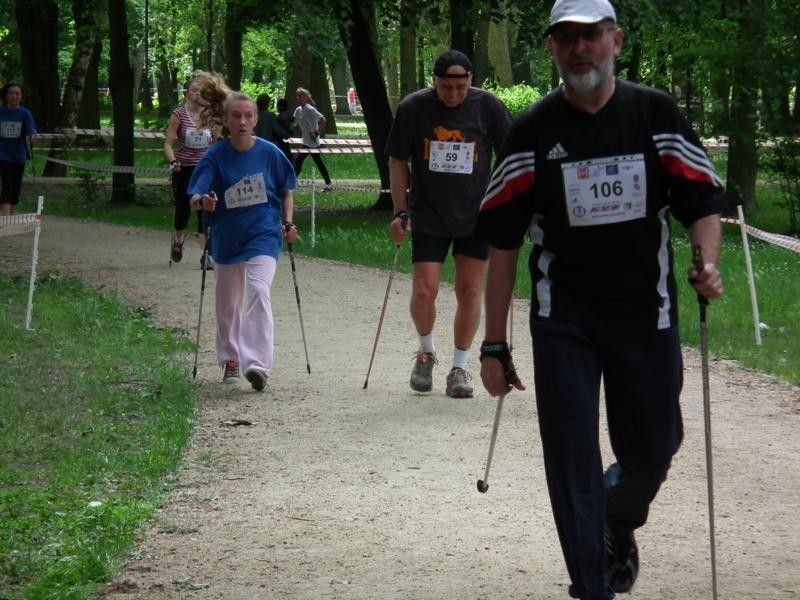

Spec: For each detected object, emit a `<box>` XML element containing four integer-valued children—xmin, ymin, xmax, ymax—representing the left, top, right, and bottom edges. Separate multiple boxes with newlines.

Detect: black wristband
<box><xmin>394</xmin><ymin>210</ymin><xmax>409</xmax><ymax>221</ymax></box>
<box><xmin>169</xmin><ymin>160</ymin><xmax>178</xmax><ymax>169</ymax></box>
<box><xmin>479</xmin><ymin>340</ymin><xmax>520</xmax><ymax>386</ymax></box>
<box><xmin>283</xmin><ymin>221</ymin><xmax>295</xmax><ymax>231</ymax></box>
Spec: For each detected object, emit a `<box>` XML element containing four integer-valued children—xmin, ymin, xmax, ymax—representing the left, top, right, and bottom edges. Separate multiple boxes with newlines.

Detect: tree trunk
<box><xmin>449</xmin><ymin>0</ymin><xmax>475</xmax><ymax>61</ymax></box>
<box><xmin>15</xmin><ymin>0</ymin><xmax>61</xmax><ymax>133</ymax></box>
<box><xmin>108</xmin><ymin>0</ymin><xmax>136</xmax><ymax>204</ymax></box>
<box><xmin>339</xmin><ymin>0</ymin><xmax>393</xmax><ymax>209</ymax></box>
<box><xmin>330</xmin><ymin>59</ymin><xmax>351</xmax><ymax>115</ymax></box>
<box><xmin>225</xmin><ymin>1</ymin><xmax>243</xmax><ymax>90</ymax></box>
<box><xmin>156</xmin><ymin>55</ymin><xmax>177</xmax><ymax>118</ymax></box>
<box><xmin>385</xmin><ymin>54</ymin><xmax>399</xmax><ymax>112</ymax></box>
<box><xmin>509</xmin><ymin>22</ymin><xmax>531</xmax><ymax>84</ymax></box>
<box><xmin>488</xmin><ymin>19</ymin><xmax>513</xmax><ymax>87</ymax></box>
<box><xmin>44</xmin><ymin>0</ymin><xmax>104</xmax><ymax>177</ymax></box>
<box><xmin>310</xmin><ymin>56</ymin><xmax>337</xmax><ymax>135</ymax></box>
<box><xmin>132</xmin><ymin>43</ymin><xmax>145</xmax><ymax>108</ymax></box>
<box><xmin>473</xmin><ymin>15</ymin><xmax>490</xmax><ymax>85</ymax></box>
<box><xmin>725</xmin><ymin>0</ymin><xmax>767</xmax><ymax>214</ymax></box>
<box><xmin>78</xmin><ymin>40</ymin><xmax>102</xmax><ymax>129</ymax></box>
<box><xmin>399</xmin><ymin>0</ymin><xmax>417</xmax><ymax>99</ymax></box>
<box><xmin>286</xmin><ymin>41</ymin><xmax>312</xmax><ymax>106</ymax></box>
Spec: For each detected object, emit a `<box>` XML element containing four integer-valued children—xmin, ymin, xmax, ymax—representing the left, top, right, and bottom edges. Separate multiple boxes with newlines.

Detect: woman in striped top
<box><xmin>164</xmin><ymin>71</ymin><xmax>229</xmax><ymax>268</ymax></box>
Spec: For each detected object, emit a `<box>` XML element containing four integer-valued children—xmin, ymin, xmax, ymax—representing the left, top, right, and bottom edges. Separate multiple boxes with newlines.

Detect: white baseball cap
<box><xmin>544</xmin><ymin>0</ymin><xmax>617</xmax><ymax>36</ymax></box>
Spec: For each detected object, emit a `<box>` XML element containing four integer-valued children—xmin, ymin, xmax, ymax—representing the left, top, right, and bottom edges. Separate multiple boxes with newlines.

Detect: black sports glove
<box><xmin>479</xmin><ymin>340</ymin><xmax>521</xmax><ymax>386</ymax></box>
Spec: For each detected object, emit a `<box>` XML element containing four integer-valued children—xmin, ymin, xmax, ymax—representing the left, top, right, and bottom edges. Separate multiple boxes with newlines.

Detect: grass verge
<box><xmin>0</xmin><ymin>271</ymin><xmax>196</xmax><ymax>599</ymax></box>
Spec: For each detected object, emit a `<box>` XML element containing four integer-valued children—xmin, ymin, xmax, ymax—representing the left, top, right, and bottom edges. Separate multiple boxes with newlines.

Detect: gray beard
<box><xmin>558</xmin><ymin>55</ymin><xmax>615</xmax><ymax>96</ymax></box>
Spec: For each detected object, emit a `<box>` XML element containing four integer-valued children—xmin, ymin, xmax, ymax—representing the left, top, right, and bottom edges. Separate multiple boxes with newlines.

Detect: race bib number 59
<box><xmin>429</xmin><ymin>141</ymin><xmax>474</xmax><ymax>174</ymax></box>
<box><xmin>562</xmin><ymin>154</ymin><xmax>646</xmax><ymax>227</ymax></box>
<box><xmin>224</xmin><ymin>174</ymin><xmax>268</xmax><ymax>209</ymax></box>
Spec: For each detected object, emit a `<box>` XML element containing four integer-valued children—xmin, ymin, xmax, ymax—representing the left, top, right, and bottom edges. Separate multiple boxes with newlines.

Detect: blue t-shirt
<box><xmin>0</xmin><ymin>106</ymin><xmax>36</xmax><ymax>163</ymax></box>
<box><xmin>188</xmin><ymin>137</ymin><xmax>296</xmax><ymax>264</ymax></box>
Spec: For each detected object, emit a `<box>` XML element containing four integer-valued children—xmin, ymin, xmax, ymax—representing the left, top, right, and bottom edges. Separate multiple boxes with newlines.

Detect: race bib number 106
<box><xmin>561</xmin><ymin>154</ymin><xmax>646</xmax><ymax>227</ymax></box>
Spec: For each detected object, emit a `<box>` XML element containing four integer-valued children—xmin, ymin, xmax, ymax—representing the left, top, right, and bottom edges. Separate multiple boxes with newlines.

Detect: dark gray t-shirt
<box><xmin>385</xmin><ymin>87</ymin><xmax>511</xmax><ymax>238</ymax></box>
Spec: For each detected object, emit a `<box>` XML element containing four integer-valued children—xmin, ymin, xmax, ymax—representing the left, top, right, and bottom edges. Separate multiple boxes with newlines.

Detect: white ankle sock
<box><xmin>418</xmin><ymin>332</ymin><xmax>435</xmax><ymax>355</ymax></box>
<box><xmin>452</xmin><ymin>346</ymin><xmax>468</xmax><ymax>370</ymax></box>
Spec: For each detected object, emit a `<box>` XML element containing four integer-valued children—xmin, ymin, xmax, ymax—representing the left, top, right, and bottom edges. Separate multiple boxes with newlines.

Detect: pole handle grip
<box><xmin>692</xmin><ymin>244</ymin><xmax>709</xmax><ymax>307</ymax></box>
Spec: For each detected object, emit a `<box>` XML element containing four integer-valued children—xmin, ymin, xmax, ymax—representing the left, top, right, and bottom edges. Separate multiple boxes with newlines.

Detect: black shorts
<box><xmin>411</xmin><ymin>230</ymin><xmax>489</xmax><ymax>263</ymax></box>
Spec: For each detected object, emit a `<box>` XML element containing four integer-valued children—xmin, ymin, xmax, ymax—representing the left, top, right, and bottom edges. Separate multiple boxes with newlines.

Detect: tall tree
<box><xmin>726</xmin><ymin>0</ymin><xmax>768</xmax><ymax>214</ymax></box>
<box><xmin>337</xmin><ymin>0</ymin><xmax>393</xmax><ymax>208</ymax></box>
<box><xmin>43</xmin><ymin>0</ymin><xmax>106</xmax><ymax>177</ymax></box>
<box><xmin>15</xmin><ymin>0</ymin><xmax>60</xmax><ymax>132</ymax></box>
<box><xmin>225</xmin><ymin>0</ymin><xmax>244</xmax><ymax>90</ymax></box>
<box><xmin>450</xmin><ymin>0</ymin><xmax>475</xmax><ymax>59</ymax></box>
<box><xmin>78</xmin><ymin>40</ymin><xmax>102</xmax><ymax>129</ymax></box>
<box><xmin>399</xmin><ymin>0</ymin><xmax>417</xmax><ymax>98</ymax></box>
<box><xmin>108</xmin><ymin>0</ymin><xmax>135</xmax><ymax>203</ymax></box>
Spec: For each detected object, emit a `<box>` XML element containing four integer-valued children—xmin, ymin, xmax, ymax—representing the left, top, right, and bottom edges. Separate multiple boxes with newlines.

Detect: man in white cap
<box><xmin>386</xmin><ymin>49</ymin><xmax>511</xmax><ymax>398</ymax></box>
<box><xmin>476</xmin><ymin>0</ymin><xmax>725</xmax><ymax>598</ymax></box>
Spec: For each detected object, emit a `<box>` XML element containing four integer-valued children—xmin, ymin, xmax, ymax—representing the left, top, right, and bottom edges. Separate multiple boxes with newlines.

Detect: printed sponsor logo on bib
<box><xmin>562</xmin><ymin>154</ymin><xmax>646</xmax><ymax>227</ymax></box>
<box><xmin>184</xmin><ymin>128</ymin><xmax>211</xmax><ymax>149</ymax></box>
<box><xmin>224</xmin><ymin>173</ymin><xmax>268</xmax><ymax>209</ymax></box>
<box><xmin>1</xmin><ymin>121</ymin><xmax>22</xmax><ymax>138</ymax></box>
<box><xmin>428</xmin><ymin>141</ymin><xmax>475</xmax><ymax>174</ymax></box>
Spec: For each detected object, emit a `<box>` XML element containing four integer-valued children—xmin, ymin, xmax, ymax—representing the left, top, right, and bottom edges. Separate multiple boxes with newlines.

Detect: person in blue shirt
<box><xmin>0</xmin><ymin>83</ymin><xmax>37</xmax><ymax>216</ymax></box>
<box><xmin>189</xmin><ymin>91</ymin><xmax>298</xmax><ymax>391</ymax></box>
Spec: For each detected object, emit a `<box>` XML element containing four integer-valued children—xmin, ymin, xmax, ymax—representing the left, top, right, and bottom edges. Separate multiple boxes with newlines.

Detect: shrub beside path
<box><xmin>2</xmin><ymin>217</ymin><xmax>799</xmax><ymax>599</ymax></box>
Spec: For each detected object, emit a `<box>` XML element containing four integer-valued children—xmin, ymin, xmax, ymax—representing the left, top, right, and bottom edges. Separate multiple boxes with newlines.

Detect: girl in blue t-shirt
<box><xmin>0</xmin><ymin>83</ymin><xmax>37</xmax><ymax>216</ymax></box>
<box><xmin>189</xmin><ymin>91</ymin><xmax>298</xmax><ymax>391</ymax></box>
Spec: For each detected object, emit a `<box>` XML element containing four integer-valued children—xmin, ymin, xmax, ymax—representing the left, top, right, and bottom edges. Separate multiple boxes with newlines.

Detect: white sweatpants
<box><xmin>214</xmin><ymin>255</ymin><xmax>277</xmax><ymax>377</ymax></box>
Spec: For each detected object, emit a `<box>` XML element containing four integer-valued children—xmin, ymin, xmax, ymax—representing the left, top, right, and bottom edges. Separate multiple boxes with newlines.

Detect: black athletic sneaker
<box><xmin>171</xmin><ymin>236</ymin><xmax>184</xmax><ymax>263</ymax></box>
<box><xmin>605</xmin><ymin>526</ymin><xmax>639</xmax><ymax>594</ymax></box>
<box><xmin>245</xmin><ymin>368</ymin><xmax>267</xmax><ymax>392</ymax></box>
<box><xmin>603</xmin><ymin>463</ymin><xmax>639</xmax><ymax>593</ymax></box>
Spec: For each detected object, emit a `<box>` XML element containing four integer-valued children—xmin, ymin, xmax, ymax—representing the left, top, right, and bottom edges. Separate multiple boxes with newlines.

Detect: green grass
<box><xmin>15</xmin><ymin>175</ymin><xmax>800</xmax><ymax>387</ymax></box>
<box><xmin>0</xmin><ymin>272</ymin><xmax>196</xmax><ymax>599</ymax></box>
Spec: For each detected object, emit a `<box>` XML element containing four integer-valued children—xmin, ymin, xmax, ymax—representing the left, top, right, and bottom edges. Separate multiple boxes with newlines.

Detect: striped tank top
<box><xmin>174</xmin><ymin>106</ymin><xmax>212</xmax><ymax>165</ymax></box>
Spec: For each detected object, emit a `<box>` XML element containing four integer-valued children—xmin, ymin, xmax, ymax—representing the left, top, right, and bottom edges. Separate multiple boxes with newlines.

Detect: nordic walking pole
<box><xmin>363</xmin><ymin>244</ymin><xmax>400</xmax><ymax>389</ymax></box>
<box><xmin>288</xmin><ymin>243</ymin><xmax>311</xmax><ymax>374</ymax></box>
<box><xmin>477</xmin><ymin>394</ymin><xmax>506</xmax><ymax>493</ymax></box>
<box><xmin>192</xmin><ymin>196</ymin><xmax>214</xmax><ymax>380</ymax></box>
<box><xmin>693</xmin><ymin>243</ymin><xmax>719</xmax><ymax>600</ymax></box>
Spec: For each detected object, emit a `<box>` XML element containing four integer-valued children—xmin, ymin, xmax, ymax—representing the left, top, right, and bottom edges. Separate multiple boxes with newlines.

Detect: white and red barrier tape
<box><xmin>45</xmin><ymin>157</ymin><xmax>170</xmax><ymax>175</ymax></box>
<box><xmin>287</xmin><ymin>137</ymin><xmax>371</xmax><ymax>146</ymax></box>
<box><xmin>721</xmin><ymin>217</ymin><xmax>800</xmax><ymax>254</ymax></box>
<box><xmin>36</xmin><ymin>129</ymin><xmax>166</xmax><ymax>139</ymax></box>
<box><xmin>0</xmin><ymin>212</ymin><xmax>41</xmax><ymax>238</ymax></box>
<box><xmin>293</xmin><ymin>146</ymin><xmax>373</xmax><ymax>154</ymax></box>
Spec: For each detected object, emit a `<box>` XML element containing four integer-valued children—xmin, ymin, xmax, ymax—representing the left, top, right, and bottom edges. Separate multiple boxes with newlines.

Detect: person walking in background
<box><xmin>385</xmin><ymin>49</ymin><xmax>511</xmax><ymax>398</ymax></box>
<box><xmin>347</xmin><ymin>87</ymin><xmax>357</xmax><ymax>114</ymax></box>
<box><xmin>292</xmin><ymin>87</ymin><xmax>333</xmax><ymax>190</ymax></box>
<box><xmin>188</xmin><ymin>92</ymin><xmax>297</xmax><ymax>392</ymax></box>
<box><xmin>476</xmin><ymin>1</ymin><xmax>725</xmax><ymax>597</ymax></box>
<box><xmin>163</xmin><ymin>71</ymin><xmax>229</xmax><ymax>269</ymax></box>
<box><xmin>0</xmin><ymin>83</ymin><xmax>36</xmax><ymax>216</ymax></box>
<box><xmin>275</xmin><ymin>97</ymin><xmax>295</xmax><ymax>164</ymax></box>
<box><xmin>255</xmin><ymin>94</ymin><xmax>293</xmax><ymax>163</ymax></box>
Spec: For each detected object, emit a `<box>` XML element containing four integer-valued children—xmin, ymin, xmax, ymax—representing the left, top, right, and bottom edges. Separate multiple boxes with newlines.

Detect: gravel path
<box><xmin>2</xmin><ymin>216</ymin><xmax>798</xmax><ymax>599</ymax></box>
